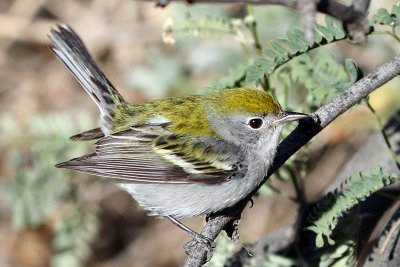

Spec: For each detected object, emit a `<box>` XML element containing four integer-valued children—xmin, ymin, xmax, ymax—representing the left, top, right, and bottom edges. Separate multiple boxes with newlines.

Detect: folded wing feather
<box><xmin>57</xmin><ymin>123</ymin><xmax>241</xmax><ymax>184</ymax></box>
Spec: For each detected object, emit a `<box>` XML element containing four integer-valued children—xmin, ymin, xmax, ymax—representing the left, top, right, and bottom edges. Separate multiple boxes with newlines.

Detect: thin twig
<box><xmin>286</xmin><ymin>164</ymin><xmax>306</xmax><ymax>205</ymax></box>
<box><xmin>245</xmin><ymin>5</ymin><xmax>262</xmax><ymax>53</ymax></box>
<box><xmin>366</xmin><ymin>100</ymin><xmax>400</xmax><ymax>172</ymax></box>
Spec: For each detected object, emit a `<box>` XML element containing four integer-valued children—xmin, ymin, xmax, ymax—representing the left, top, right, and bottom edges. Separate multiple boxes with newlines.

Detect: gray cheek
<box><xmin>235</xmin><ymin>126</ymin><xmax>262</xmax><ymax>145</ymax></box>
<box><xmin>208</xmin><ymin>116</ymin><xmax>243</xmax><ymax>145</ymax></box>
<box><xmin>249</xmin><ymin>132</ymin><xmax>262</xmax><ymax>143</ymax></box>
<box><xmin>207</xmin><ymin>114</ymin><xmax>262</xmax><ymax>146</ymax></box>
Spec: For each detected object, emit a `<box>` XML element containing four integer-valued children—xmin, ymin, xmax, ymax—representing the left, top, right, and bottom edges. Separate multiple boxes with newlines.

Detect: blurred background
<box><xmin>1</xmin><ymin>1</ymin><xmax>400</xmax><ymax>267</ymax></box>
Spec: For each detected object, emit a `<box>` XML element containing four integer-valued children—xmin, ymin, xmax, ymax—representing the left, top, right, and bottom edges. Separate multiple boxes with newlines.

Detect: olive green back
<box><xmin>111</xmin><ymin>88</ymin><xmax>281</xmax><ymax>138</ymax></box>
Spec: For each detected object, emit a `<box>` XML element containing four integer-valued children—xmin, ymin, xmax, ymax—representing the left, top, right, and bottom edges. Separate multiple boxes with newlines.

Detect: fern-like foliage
<box><xmin>317</xmin><ymin>239</ymin><xmax>357</xmax><ymax>267</ymax></box>
<box><xmin>209</xmin><ymin>15</ymin><xmax>347</xmax><ymax>91</ymax></box>
<box><xmin>208</xmin><ymin>4</ymin><xmax>400</xmax><ymax>91</ymax></box>
<box><xmin>245</xmin><ymin>16</ymin><xmax>346</xmax><ymax>84</ymax></box>
<box><xmin>370</xmin><ymin>4</ymin><xmax>400</xmax><ymax>26</ymax></box>
<box><xmin>205</xmin><ymin>231</ymin><xmax>297</xmax><ymax>267</ymax></box>
<box><xmin>51</xmin><ymin>207</ymin><xmax>98</xmax><ymax>267</ymax></box>
<box><xmin>275</xmin><ymin>51</ymin><xmax>362</xmax><ymax>110</ymax></box>
<box><xmin>163</xmin><ymin>15</ymin><xmax>249</xmax><ymax>42</ymax></box>
<box><xmin>0</xmin><ymin>113</ymin><xmax>99</xmax><ymax>267</ymax></box>
<box><xmin>0</xmin><ymin>114</ymin><xmax>91</xmax><ymax>229</ymax></box>
<box><xmin>204</xmin><ymin>232</ymin><xmax>236</xmax><ymax>267</ymax></box>
<box><xmin>307</xmin><ymin>167</ymin><xmax>400</xmax><ymax>248</ymax></box>
<box><xmin>163</xmin><ymin>15</ymin><xmax>256</xmax><ymax>92</ymax></box>
<box><xmin>208</xmin><ymin>63</ymin><xmax>249</xmax><ymax>91</ymax></box>
<box><xmin>177</xmin><ymin>15</ymin><xmax>232</xmax><ymax>39</ymax></box>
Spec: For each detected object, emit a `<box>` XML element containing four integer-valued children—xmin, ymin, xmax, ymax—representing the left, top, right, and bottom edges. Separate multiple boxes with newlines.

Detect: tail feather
<box><xmin>49</xmin><ymin>24</ymin><xmax>125</xmax><ymax>131</ymax></box>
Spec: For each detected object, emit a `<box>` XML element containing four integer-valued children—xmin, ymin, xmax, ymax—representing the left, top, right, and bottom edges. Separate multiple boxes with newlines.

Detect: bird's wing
<box><xmin>70</xmin><ymin>128</ymin><xmax>104</xmax><ymax>141</ymax></box>
<box><xmin>56</xmin><ymin>123</ymin><xmax>242</xmax><ymax>184</ymax></box>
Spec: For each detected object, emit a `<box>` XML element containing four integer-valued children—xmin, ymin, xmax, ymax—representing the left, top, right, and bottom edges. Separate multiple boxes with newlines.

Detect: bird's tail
<box><xmin>49</xmin><ymin>24</ymin><xmax>125</xmax><ymax>133</ymax></box>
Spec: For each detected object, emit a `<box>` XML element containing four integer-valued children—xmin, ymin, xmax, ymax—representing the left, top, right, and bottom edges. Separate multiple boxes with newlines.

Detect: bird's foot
<box><xmin>165</xmin><ymin>215</ymin><xmax>216</xmax><ymax>262</ymax></box>
<box><xmin>183</xmin><ymin>233</ymin><xmax>216</xmax><ymax>261</ymax></box>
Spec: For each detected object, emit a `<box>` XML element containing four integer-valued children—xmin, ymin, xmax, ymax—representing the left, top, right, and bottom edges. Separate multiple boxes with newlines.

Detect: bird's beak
<box><xmin>273</xmin><ymin>111</ymin><xmax>309</xmax><ymax>125</ymax></box>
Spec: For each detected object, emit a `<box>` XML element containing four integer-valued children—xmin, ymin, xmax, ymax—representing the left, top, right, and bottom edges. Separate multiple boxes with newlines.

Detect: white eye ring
<box><xmin>247</xmin><ymin>117</ymin><xmax>264</xmax><ymax>129</ymax></box>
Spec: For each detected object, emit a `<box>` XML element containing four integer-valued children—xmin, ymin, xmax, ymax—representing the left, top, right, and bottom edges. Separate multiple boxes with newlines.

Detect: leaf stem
<box><xmin>265</xmin><ymin>180</ymin><xmax>292</xmax><ymax>199</ymax></box>
<box><xmin>286</xmin><ymin>164</ymin><xmax>306</xmax><ymax>205</ymax></box>
<box><xmin>246</xmin><ymin>5</ymin><xmax>262</xmax><ymax>54</ymax></box>
<box><xmin>392</xmin><ymin>24</ymin><xmax>398</xmax><ymax>39</ymax></box>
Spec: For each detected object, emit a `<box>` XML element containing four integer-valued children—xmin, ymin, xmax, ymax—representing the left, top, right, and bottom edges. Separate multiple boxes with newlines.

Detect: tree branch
<box><xmin>142</xmin><ymin>0</ymin><xmax>371</xmax><ymax>41</ymax></box>
<box><xmin>184</xmin><ymin>55</ymin><xmax>400</xmax><ymax>266</ymax></box>
<box><xmin>142</xmin><ymin>0</ymin><xmax>353</xmax><ymax>21</ymax></box>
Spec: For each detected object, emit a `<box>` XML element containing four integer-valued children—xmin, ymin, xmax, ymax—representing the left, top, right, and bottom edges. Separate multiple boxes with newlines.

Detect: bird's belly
<box><xmin>118</xmin><ymin>177</ymin><xmax>258</xmax><ymax>219</ymax></box>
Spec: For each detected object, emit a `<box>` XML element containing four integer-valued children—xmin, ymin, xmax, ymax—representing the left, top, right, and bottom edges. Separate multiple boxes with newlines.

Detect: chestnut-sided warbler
<box><xmin>50</xmin><ymin>25</ymin><xmax>308</xmax><ymax>252</ymax></box>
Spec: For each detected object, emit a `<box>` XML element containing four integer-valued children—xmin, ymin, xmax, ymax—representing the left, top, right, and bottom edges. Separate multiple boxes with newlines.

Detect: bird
<box><xmin>49</xmin><ymin>24</ymin><xmax>308</xmax><ymax>253</ymax></box>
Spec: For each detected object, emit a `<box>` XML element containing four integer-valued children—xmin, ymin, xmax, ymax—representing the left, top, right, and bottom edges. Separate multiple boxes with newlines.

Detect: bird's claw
<box><xmin>184</xmin><ymin>234</ymin><xmax>216</xmax><ymax>262</ymax></box>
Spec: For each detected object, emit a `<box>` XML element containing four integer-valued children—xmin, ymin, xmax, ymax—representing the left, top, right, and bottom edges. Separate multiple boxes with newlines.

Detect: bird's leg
<box><xmin>166</xmin><ymin>215</ymin><xmax>216</xmax><ymax>257</ymax></box>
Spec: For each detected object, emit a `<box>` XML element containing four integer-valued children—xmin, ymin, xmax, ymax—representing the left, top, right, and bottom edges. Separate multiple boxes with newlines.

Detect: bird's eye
<box><xmin>248</xmin><ymin>118</ymin><xmax>264</xmax><ymax>129</ymax></box>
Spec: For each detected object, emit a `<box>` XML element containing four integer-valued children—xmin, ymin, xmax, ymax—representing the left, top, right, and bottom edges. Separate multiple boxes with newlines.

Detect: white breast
<box><xmin>119</xmin><ymin>128</ymin><xmax>281</xmax><ymax>219</ymax></box>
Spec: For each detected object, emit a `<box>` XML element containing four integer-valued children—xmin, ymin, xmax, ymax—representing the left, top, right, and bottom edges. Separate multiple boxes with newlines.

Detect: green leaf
<box><xmin>274</xmin><ymin>50</ymin><xmax>354</xmax><ymax>108</ymax></box>
<box><xmin>276</xmin><ymin>38</ymin><xmax>294</xmax><ymax>50</ymax></box>
<box><xmin>286</xmin><ymin>30</ymin><xmax>306</xmax><ymax>51</ymax></box>
<box><xmin>259</xmin><ymin>184</ymin><xmax>275</xmax><ymax>197</ymax></box>
<box><xmin>325</xmin><ymin>16</ymin><xmax>346</xmax><ymax>39</ymax></box>
<box><xmin>270</xmin><ymin>40</ymin><xmax>290</xmax><ymax>60</ymax></box>
<box><xmin>174</xmin><ymin>16</ymin><xmax>233</xmax><ymax>40</ymax></box>
<box><xmin>245</xmin><ymin>58</ymin><xmax>274</xmax><ymax>83</ymax></box>
<box><xmin>0</xmin><ymin>112</ymin><xmax>98</xmax><ymax>267</ymax></box>
<box><xmin>392</xmin><ymin>4</ymin><xmax>400</xmax><ymax>26</ymax></box>
<box><xmin>316</xmin><ymin>233</ymin><xmax>325</xmax><ymax>248</ymax></box>
<box><xmin>371</xmin><ymin>8</ymin><xmax>393</xmax><ymax>25</ymax></box>
<box><xmin>51</xmin><ymin>252</ymin><xmax>80</xmax><ymax>267</ymax></box>
<box><xmin>344</xmin><ymin>59</ymin><xmax>360</xmax><ymax>84</ymax></box>
<box><xmin>292</xmin><ymin>28</ymin><xmax>310</xmax><ymax>51</ymax></box>
<box><xmin>316</xmin><ymin>24</ymin><xmax>335</xmax><ymax>42</ymax></box>
<box><xmin>318</xmin><ymin>239</ymin><xmax>357</xmax><ymax>267</ymax></box>
<box><xmin>307</xmin><ymin>167</ymin><xmax>399</xmax><ymax>247</ymax></box>
<box><xmin>263</xmin><ymin>48</ymin><xmax>277</xmax><ymax>61</ymax></box>
<box><xmin>208</xmin><ymin>63</ymin><xmax>247</xmax><ymax>90</ymax></box>
<box><xmin>313</xmin><ymin>29</ymin><xmax>324</xmax><ymax>44</ymax></box>
<box><xmin>243</xmin><ymin>17</ymin><xmax>348</xmax><ymax>84</ymax></box>
<box><xmin>267</xmin><ymin>254</ymin><xmax>297</xmax><ymax>266</ymax></box>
